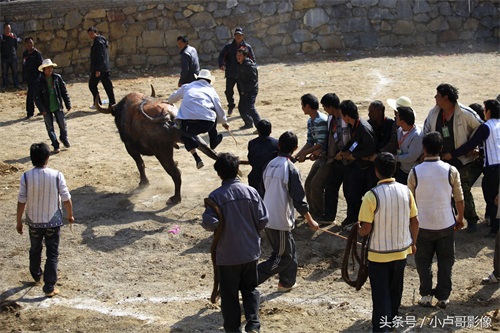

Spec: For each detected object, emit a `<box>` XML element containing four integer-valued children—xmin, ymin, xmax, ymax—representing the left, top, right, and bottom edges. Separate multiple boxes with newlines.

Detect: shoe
<box><xmin>481</xmin><ymin>273</ymin><xmax>499</xmax><ymax>285</ymax></box>
<box><xmin>227</xmin><ymin>107</ymin><xmax>234</xmax><ymax>116</ymax></box>
<box><xmin>89</xmin><ymin>104</ymin><xmax>96</xmax><ymax>110</ymax></box>
<box><xmin>62</xmin><ymin>140</ymin><xmax>71</xmax><ymax>148</ymax></box>
<box><xmin>277</xmin><ymin>283</ymin><xmax>297</xmax><ymax>293</ymax></box>
<box><xmin>341</xmin><ymin>218</ymin><xmax>354</xmax><ymax>227</ymax></box>
<box><xmin>210</xmin><ymin>134</ymin><xmax>223</xmax><ymax>150</ymax></box>
<box><xmin>466</xmin><ymin>224</ymin><xmax>477</xmax><ymax>233</ymax></box>
<box><xmin>196</xmin><ymin>160</ymin><xmax>204</xmax><ymax>169</ymax></box>
<box><xmin>418</xmin><ymin>295</ymin><xmax>433</xmax><ymax>307</ymax></box>
<box><xmin>1</xmin><ymin>87</ymin><xmax>5</xmax><ymax>93</ymax></box>
<box><xmin>239</xmin><ymin>124</ymin><xmax>253</xmax><ymax>130</ymax></box>
<box><xmin>247</xmin><ymin>330</ymin><xmax>259</xmax><ymax>333</ymax></box>
<box><xmin>252</xmin><ymin>129</ymin><xmax>259</xmax><ymax>134</ymax></box>
<box><xmin>436</xmin><ymin>299</ymin><xmax>449</xmax><ymax>309</ymax></box>
<box><xmin>52</xmin><ymin>148</ymin><xmax>60</xmax><ymax>154</ymax></box>
<box><xmin>25</xmin><ymin>115</ymin><xmax>33</xmax><ymax>120</ymax></box>
<box><xmin>102</xmin><ymin>99</ymin><xmax>109</xmax><ymax>104</ymax></box>
<box><xmin>15</xmin><ymin>85</ymin><xmax>23</xmax><ymax>90</ymax></box>
<box><xmin>45</xmin><ymin>288</ymin><xmax>59</xmax><ymax>298</ymax></box>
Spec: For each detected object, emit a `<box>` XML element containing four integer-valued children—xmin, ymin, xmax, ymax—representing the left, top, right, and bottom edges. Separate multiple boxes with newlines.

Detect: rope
<box><xmin>341</xmin><ymin>223</ymin><xmax>369</xmax><ymax>291</ymax></box>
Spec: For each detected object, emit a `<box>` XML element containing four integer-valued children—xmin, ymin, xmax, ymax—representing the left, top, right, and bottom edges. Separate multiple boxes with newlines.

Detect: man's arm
<box><xmin>63</xmin><ymin>199</ymin><xmax>74</xmax><ymax>224</ymax></box>
<box><xmin>409</xmin><ymin>216</ymin><xmax>419</xmax><ymax>254</ymax></box>
<box><xmin>16</xmin><ymin>202</ymin><xmax>26</xmax><ymax>234</ymax></box>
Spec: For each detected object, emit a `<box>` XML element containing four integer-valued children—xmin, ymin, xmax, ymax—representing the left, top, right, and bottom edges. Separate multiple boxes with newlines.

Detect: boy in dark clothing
<box><xmin>236</xmin><ymin>47</ymin><xmax>261</xmax><ymax>129</ymax></box>
<box><xmin>34</xmin><ymin>59</ymin><xmax>72</xmax><ymax>153</ymax></box>
<box><xmin>22</xmin><ymin>37</ymin><xmax>43</xmax><ymax>119</ymax></box>
<box><xmin>247</xmin><ymin>119</ymin><xmax>279</xmax><ymax>198</ymax></box>
<box><xmin>88</xmin><ymin>26</ymin><xmax>115</xmax><ymax>107</ymax></box>
<box><xmin>202</xmin><ymin>153</ymin><xmax>268</xmax><ymax>333</ymax></box>
<box><xmin>218</xmin><ymin>27</ymin><xmax>256</xmax><ymax>116</ymax></box>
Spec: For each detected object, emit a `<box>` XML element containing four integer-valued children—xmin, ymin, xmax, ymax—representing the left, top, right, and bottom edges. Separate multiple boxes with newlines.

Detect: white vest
<box><xmin>369</xmin><ymin>182</ymin><xmax>413</xmax><ymax>253</ymax></box>
<box><xmin>484</xmin><ymin>119</ymin><xmax>500</xmax><ymax>167</ymax></box>
<box><xmin>413</xmin><ymin>160</ymin><xmax>455</xmax><ymax>230</ymax></box>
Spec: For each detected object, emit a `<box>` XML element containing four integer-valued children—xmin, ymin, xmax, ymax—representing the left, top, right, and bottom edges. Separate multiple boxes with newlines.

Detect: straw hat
<box><xmin>38</xmin><ymin>59</ymin><xmax>58</xmax><ymax>72</ymax></box>
<box><xmin>387</xmin><ymin>96</ymin><xmax>412</xmax><ymax>111</ymax></box>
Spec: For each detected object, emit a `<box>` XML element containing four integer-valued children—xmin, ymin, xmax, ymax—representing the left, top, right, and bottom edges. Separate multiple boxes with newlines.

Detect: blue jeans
<box><xmin>368</xmin><ymin>259</ymin><xmax>407</xmax><ymax>333</ymax></box>
<box><xmin>218</xmin><ymin>260</ymin><xmax>260</xmax><ymax>333</ymax></box>
<box><xmin>415</xmin><ymin>227</ymin><xmax>455</xmax><ymax>301</ymax></box>
<box><xmin>2</xmin><ymin>57</ymin><xmax>19</xmax><ymax>87</ymax></box>
<box><xmin>29</xmin><ymin>226</ymin><xmax>60</xmax><ymax>293</ymax></box>
<box><xmin>44</xmin><ymin>110</ymin><xmax>68</xmax><ymax>149</ymax></box>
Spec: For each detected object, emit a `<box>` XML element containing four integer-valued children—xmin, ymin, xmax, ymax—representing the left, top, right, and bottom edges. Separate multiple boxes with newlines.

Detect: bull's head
<box><xmin>94</xmin><ymin>95</ymin><xmax>113</xmax><ymax>114</ymax></box>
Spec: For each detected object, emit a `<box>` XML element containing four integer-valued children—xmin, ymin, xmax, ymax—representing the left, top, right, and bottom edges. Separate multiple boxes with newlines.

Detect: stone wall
<box><xmin>1</xmin><ymin>0</ymin><xmax>498</xmax><ymax>77</ymax></box>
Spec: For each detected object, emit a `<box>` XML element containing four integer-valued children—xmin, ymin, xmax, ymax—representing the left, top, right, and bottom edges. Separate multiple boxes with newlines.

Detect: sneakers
<box><xmin>436</xmin><ymin>299</ymin><xmax>449</xmax><ymax>309</ymax></box>
<box><xmin>277</xmin><ymin>283</ymin><xmax>297</xmax><ymax>293</ymax></box>
<box><xmin>89</xmin><ymin>104</ymin><xmax>96</xmax><ymax>110</ymax></box>
<box><xmin>62</xmin><ymin>140</ymin><xmax>71</xmax><ymax>148</ymax></box>
<box><xmin>45</xmin><ymin>288</ymin><xmax>59</xmax><ymax>298</ymax></box>
<box><xmin>481</xmin><ymin>273</ymin><xmax>499</xmax><ymax>284</ymax></box>
<box><xmin>418</xmin><ymin>295</ymin><xmax>433</xmax><ymax>307</ymax></box>
<box><xmin>52</xmin><ymin>148</ymin><xmax>60</xmax><ymax>154</ymax></box>
<box><xmin>227</xmin><ymin>106</ymin><xmax>234</xmax><ymax>116</ymax></box>
<box><xmin>239</xmin><ymin>124</ymin><xmax>253</xmax><ymax>130</ymax></box>
<box><xmin>210</xmin><ymin>134</ymin><xmax>223</xmax><ymax>150</ymax></box>
<box><xmin>196</xmin><ymin>160</ymin><xmax>204</xmax><ymax>169</ymax></box>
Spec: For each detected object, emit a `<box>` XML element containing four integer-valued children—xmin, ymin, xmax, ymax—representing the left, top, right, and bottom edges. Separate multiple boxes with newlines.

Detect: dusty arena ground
<box><xmin>0</xmin><ymin>44</ymin><xmax>499</xmax><ymax>332</ymax></box>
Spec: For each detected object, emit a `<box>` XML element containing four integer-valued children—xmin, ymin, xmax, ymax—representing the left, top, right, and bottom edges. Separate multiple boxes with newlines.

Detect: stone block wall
<box><xmin>1</xmin><ymin>0</ymin><xmax>498</xmax><ymax>77</ymax></box>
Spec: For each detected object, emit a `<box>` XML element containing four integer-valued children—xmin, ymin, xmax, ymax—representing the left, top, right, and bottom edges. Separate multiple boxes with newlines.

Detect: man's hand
<box><xmin>219</xmin><ymin>66</ymin><xmax>225</xmax><ymax>71</ymax></box>
<box><xmin>441</xmin><ymin>153</ymin><xmax>452</xmax><ymax>161</ymax></box>
<box><xmin>16</xmin><ymin>221</ymin><xmax>23</xmax><ymax>235</ymax></box>
<box><xmin>95</xmin><ymin>71</ymin><xmax>101</xmax><ymax>78</ymax></box>
<box><xmin>222</xmin><ymin>123</ymin><xmax>229</xmax><ymax>130</ymax></box>
<box><xmin>455</xmin><ymin>216</ymin><xmax>464</xmax><ymax>230</ymax></box>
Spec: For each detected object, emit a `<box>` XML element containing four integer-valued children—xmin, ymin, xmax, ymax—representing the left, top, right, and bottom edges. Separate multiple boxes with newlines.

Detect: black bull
<box><xmin>96</xmin><ymin>92</ymin><xmax>218</xmax><ymax>204</ymax></box>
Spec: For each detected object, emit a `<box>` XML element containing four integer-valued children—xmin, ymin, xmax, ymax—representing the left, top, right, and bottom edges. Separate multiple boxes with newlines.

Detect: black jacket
<box><xmin>0</xmin><ymin>33</ymin><xmax>19</xmax><ymax>60</ymax></box>
<box><xmin>90</xmin><ymin>35</ymin><xmax>110</xmax><ymax>73</ymax></box>
<box><xmin>344</xmin><ymin>118</ymin><xmax>377</xmax><ymax>169</ymax></box>
<box><xmin>237</xmin><ymin>58</ymin><xmax>258</xmax><ymax>95</ymax></box>
<box><xmin>22</xmin><ymin>48</ymin><xmax>43</xmax><ymax>84</ymax></box>
<box><xmin>179</xmin><ymin>45</ymin><xmax>200</xmax><ymax>86</ymax></box>
<box><xmin>34</xmin><ymin>73</ymin><xmax>71</xmax><ymax>113</ymax></box>
<box><xmin>218</xmin><ymin>40</ymin><xmax>255</xmax><ymax>79</ymax></box>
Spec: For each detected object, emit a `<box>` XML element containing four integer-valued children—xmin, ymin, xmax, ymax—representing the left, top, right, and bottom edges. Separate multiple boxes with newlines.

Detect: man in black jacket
<box><xmin>218</xmin><ymin>27</ymin><xmax>255</xmax><ymax>116</ymax></box>
<box><xmin>1</xmin><ymin>23</ymin><xmax>21</xmax><ymax>91</ymax></box>
<box><xmin>236</xmin><ymin>47</ymin><xmax>261</xmax><ymax>130</ymax></box>
<box><xmin>87</xmin><ymin>26</ymin><xmax>115</xmax><ymax>108</ymax></box>
<box><xmin>176</xmin><ymin>35</ymin><xmax>200</xmax><ymax>87</ymax></box>
<box><xmin>22</xmin><ymin>37</ymin><xmax>43</xmax><ymax>119</ymax></box>
<box><xmin>34</xmin><ymin>59</ymin><xmax>71</xmax><ymax>154</ymax></box>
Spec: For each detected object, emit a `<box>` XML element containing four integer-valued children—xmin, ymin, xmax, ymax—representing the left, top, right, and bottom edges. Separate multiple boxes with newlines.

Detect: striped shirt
<box><xmin>306</xmin><ymin>112</ymin><xmax>328</xmax><ymax>149</ymax></box>
<box><xmin>18</xmin><ymin>167</ymin><xmax>71</xmax><ymax>228</ymax></box>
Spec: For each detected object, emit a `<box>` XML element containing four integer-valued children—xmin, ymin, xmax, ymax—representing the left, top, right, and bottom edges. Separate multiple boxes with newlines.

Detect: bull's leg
<box><xmin>125</xmin><ymin>145</ymin><xmax>149</xmax><ymax>187</ymax></box>
<box><xmin>156</xmin><ymin>146</ymin><xmax>182</xmax><ymax>204</ymax></box>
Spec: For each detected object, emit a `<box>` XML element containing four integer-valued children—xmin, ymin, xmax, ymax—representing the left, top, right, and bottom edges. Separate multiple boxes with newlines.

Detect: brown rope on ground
<box><xmin>204</xmin><ymin>198</ymin><xmax>225</xmax><ymax>304</ymax></box>
<box><xmin>341</xmin><ymin>223</ymin><xmax>370</xmax><ymax>291</ymax></box>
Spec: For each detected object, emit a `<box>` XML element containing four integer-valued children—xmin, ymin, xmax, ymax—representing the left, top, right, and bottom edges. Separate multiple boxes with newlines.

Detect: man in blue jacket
<box><xmin>176</xmin><ymin>35</ymin><xmax>200</xmax><ymax>87</ymax></box>
<box><xmin>88</xmin><ymin>26</ymin><xmax>115</xmax><ymax>108</ymax></box>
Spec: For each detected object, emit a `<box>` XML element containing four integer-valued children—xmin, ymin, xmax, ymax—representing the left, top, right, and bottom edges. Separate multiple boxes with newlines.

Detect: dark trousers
<box><xmin>180</xmin><ymin>119</ymin><xmax>216</xmax><ymax>151</ymax></box>
<box><xmin>258</xmin><ymin>229</ymin><xmax>297</xmax><ymax>288</ymax></box>
<box><xmin>29</xmin><ymin>226</ymin><xmax>60</xmax><ymax>293</ymax></box>
<box><xmin>26</xmin><ymin>81</ymin><xmax>37</xmax><ymax>117</ymax></box>
<box><xmin>395</xmin><ymin>168</ymin><xmax>409</xmax><ymax>185</ymax></box>
<box><xmin>238</xmin><ymin>92</ymin><xmax>261</xmax><ymax>127</ymax></box>
<box><xmin>494</xmin><ymin>231</ymin><xmax>500</xmax><ymax>278</ymax></box>
<box><xmin>456</xmin><ymin>162</ymin><xmax>480</xmax><ymax>227</ymax></box>
<box><xmin>305</xmin><ymin>158</ymin><xmax>328</xmax><ymax>217</ymax></box>
<box><xmin>345</xmin><ymin>164</ymin><xmax>377</xmax><ymax>223</ymax></box>
<box><xmin>218</xmin><ymin>260</ymin><xmax>260</xmax><ymax>333</ymax></box>
<box><xmin>415</xmin><ymin>227</ymin><xmax>455</xmax><ymax>301</ymax></box>
<box><xmin>89</xmin><ymin>71</ymin><xmax>116</xmax><ymax>105</ymax></box>
<box><xmin>482</xmin><ymin>165</ymin><xmax>499</xmax><ymax>233</ymax></box>
<box><xmin>2</xmin><ymin>58</ymin><xmax>19</xmax><ymax>87</ymax></box>
<box><xmin>324</xmin><ymin>160</ymin><xmax>346</xmax><ymax>220</ymax></box>
<box><xmin>368</xmin><ymin>259</ymin><xmax>407</xmax><ymax>333</ymax></box>
<box><xmin>44</xmin><ymin>110</ymin><xmax>68</xmax><ymax>149</ymax></box>
<box><xmin>224</xmin><ymin>77</ymin><xmax>238</xmax><ymax>109</ymax></box>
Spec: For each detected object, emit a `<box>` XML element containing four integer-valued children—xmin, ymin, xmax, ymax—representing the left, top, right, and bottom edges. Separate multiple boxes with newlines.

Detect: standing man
<box><xmin>294</xmin><ymin>94</ymin><xmax>328</xmax><ymax>220</ymax></box>
<box><xmin>22</xmin><ymin>37</ymin><xmax>43</xmax><ymax>119</ymax></box>
<box><xmin>423</xmin><ymin>83</ymin><xmax>482</xmax><ymax>233</ymax></box>
<box><xmin>358</xmin><ymin>152</ymin><xmax>419</xmax><ymax>333</ymax></box>
<box><xmin>247</xmin><ymin>119</ymin><xmax>278</xmax><ymax>198</ymax></box>
<box><xmin>202</xmin><ymin>153</ymin><xmax>268</xmax><ymax>333</ymax></box>
<box><xmin>17</xmin><ymin>142</ymin><xmax>74</xmax><ymax>297</ymax></box>
<box><xmin>218</xmin><ymin>27</ymin><xmax>255</xmax><ymax>116</ymax></box>
<box><xmin>167</xmin><ymin>69</ymin><xmax>229</xmax><ymax>169</ymax></box>
<box><xmin>176</xmin><ymin>35</ymin><xmax>200</xmax><ymax>87</ymax></box>
<box><xmin>336</xmin><ymin>100</ymin><xmax>377</xmax><ymax>227</ymax></box>
<box><xmin>33</xmin><ymin>59</ymin><xmax>72</xmax><ymax>154</ymax></box>
<box><xmin>258</xmin><ymin>131</ymin><xmax>319</xmax><ymax>292</ymax></box>
<box><xmin>408</xmin><ymin>132</ymin><xmax>464</xmax><ymax>309</ymax></box>
<box><xmin>87</xmin><ymin>26</ymin><xmax>115</xmax><ymax>108</ymax></box>
<box><xmin>236</xmin><ymin>47</ymin><xmax>261</xmax><ymax>130</ymax></box>
<box><xmin>1</xmin><ymin>23</ymin><xmax>22</xmax><ymax>91</ymax></box>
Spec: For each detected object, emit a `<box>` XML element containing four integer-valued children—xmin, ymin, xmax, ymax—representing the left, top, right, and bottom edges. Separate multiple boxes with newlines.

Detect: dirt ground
<box><xmin>0</xmin><ymin>44</ymin><xmax>499</xmax><ymax>333</ymax></box>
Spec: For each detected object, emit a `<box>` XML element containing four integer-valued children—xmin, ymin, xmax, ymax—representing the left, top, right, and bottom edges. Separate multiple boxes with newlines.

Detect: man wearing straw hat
<box><xmin>33</xmin><ymin>59</ymin><xmax>72</xmax><ymax>154</ymax></box>
<box><xmin>168</xmin><ymin>69</ymin><xmax>229</xmax><ymax>169</ymax></box>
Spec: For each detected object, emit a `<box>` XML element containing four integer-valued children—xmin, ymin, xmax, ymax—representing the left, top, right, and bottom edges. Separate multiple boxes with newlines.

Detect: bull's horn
<box><xmin>94</xmin><ymin>95</ymin><xmax>112</xmax><ymax>114</ymax></box>
<box><xmin>151</xmin><ymin>84</ymin><xmax>156</xmax><ymax>98</ymax></box>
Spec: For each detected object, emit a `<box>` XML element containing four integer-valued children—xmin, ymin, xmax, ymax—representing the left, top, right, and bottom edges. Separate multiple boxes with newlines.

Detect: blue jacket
<box><xmin>202</xmin><ymin>178</ymin><xmax>268</xmax><ymax>266</ymax></box>
<box><xmin>179</xmin><ymin>45</ymin><xmax>200</xmax><ymax>86</ymax></box>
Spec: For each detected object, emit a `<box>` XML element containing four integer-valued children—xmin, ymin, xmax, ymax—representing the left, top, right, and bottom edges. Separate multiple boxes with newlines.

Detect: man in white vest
<box><xmin>408</xmin><ymin>131</ymin><xmax>464</xmax><ymax>309</ymax></box>
<box><xmin>358</xmin><ymin>152</ymin><xmax>419</xmax><ymax>333</ymax></box>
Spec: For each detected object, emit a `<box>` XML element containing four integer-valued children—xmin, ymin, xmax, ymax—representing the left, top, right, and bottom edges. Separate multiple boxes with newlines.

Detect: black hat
<box><xmin>234</xmin><ymin>27</ymin><xmax>244</xmax><ymax>35</ymax></box>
